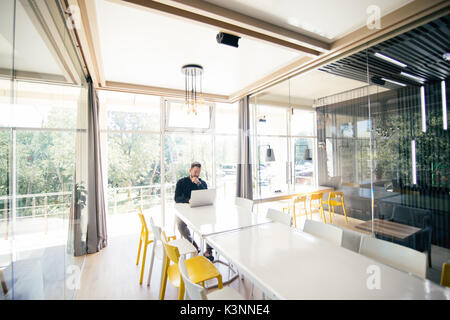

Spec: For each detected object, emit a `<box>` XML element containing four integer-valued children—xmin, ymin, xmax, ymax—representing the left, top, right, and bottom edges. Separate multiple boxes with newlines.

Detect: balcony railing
<box><xmin>0</xmin><ymin>184</ymin><xmax>175</xmax><ymax>240</ymax></box>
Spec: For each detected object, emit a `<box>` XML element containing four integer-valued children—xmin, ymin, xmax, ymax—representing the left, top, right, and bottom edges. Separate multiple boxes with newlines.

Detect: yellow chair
<box><xmin>290</xmin><ymin>194</ymin><xmax>308</xmax><ymax>228</ymax></box>
<box><xmin>327</xmin><ymin>191</ymin><xmax>348</xmax><ymax>224</ymax></box>
<box><xmin>136</xmin><ymin>208</ymin><xmax>176</xmax><ymax>285</ymax></box>
<box><xmin>441</xmin><ymin>263</ymin><xmax>450</xmax><ymax>287</ymax></box>
<box><xmin>136</xmin><ymin>208</ymin><xmax>154</xmax><ymax>285</ymax></box>
<box><xmin>308</xmin><ymin>192</ymin><xmax>326</xmax><ymax>223</ymax></box>
<box><xmin>160</xmin><ymin>230</ymin><xmax>223</xmax><ymax>300</ymax></box>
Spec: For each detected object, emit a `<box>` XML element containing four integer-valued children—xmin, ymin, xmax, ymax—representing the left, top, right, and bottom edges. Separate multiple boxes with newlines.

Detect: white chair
<box><xmin>334</xmin><ymin>225</ymin><xmax>363</xmax><ymax>253</ymax></box>
<box><xmin>303</xmin><ymin>220</ymin><xmax>343</xmax><ymax>246</ymax></box>
<box><xmin>359</xmin><ymin>236</ymin><xmax>427</xmax><ymax>279</ymax></box>
<box><xmin>235</xmin><ymin>197</ymin><xmax>254</xmax><ymax>212</ymax></box>
<box><xmin>178</xmin><ymin>255</ymin><xmax>245</xmax><ymax>300</ymax></box>
<box><xmin>147</xmin><ymin>217</ymin><xmax>197</xmax><ymax>286</ymax></box>
<box><xmin>266</xmin><ymin>208</ymin><xmax>292</xmax><ymax>226</ymax></box>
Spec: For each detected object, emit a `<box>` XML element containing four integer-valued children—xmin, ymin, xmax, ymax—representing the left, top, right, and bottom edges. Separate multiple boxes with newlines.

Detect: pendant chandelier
<box><xmin>181</xmin><ymin>64</ymin><xmax>204</xmax><ymax>115</ymax></box>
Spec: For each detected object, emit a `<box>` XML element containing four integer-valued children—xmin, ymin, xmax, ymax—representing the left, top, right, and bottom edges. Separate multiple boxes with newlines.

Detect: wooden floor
<box><xmin>75</xmin><ymin>209</ymin><xmax>448</xmax><ymax>299</ymax></box>
<box><xmin>75</xmin><ymin>231</ymin><xmax>262</xmax><ymax>300</ymax></box>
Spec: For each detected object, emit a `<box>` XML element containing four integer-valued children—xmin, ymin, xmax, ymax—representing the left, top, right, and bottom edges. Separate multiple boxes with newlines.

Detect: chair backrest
<box><xmin>441</xmin><ymin>263</ymin><xmax>450</xmax><ymax>287</ymax></box>
<box><xmin>309</xmin><ymin>192</ymin><xmax>323</xmax><ymax>201</ymax></box>
<box><xmin>266</xmin><ymin>208</ymin><xmax>291</xmax><ymax>226</ymax></box>
<box><xmin>160</xmin><ymin>230</ymin><xmax>180</xmax><ymax>264</ymax></box>
<box><xmin>328</xmin><ymin>192</ymin><xmax>344</xmax><ymax>201</ymax></box>
<box><xmin>235</xmin><ymin>197</ymin><xmax>253</xmax><ymax>212</ymax></box>
<box><xmin>393</xmin><ymin>205</ymin><xmax>431</xmax><ymax>228</ymax></box>
<box><xmin>178</xmin><ymin>255</ymin><xmax>208</xmax><ymax>300</ymax></box>
<box><xmin>359</xmin><ymin>236</ymin><xmax>427</xmax><ymax>279</ymax></box>
<box><xmin>303</xmin><ymin>220</ymin><xmax>343</xmax><ymax>246</ymax></box>
<box><xmin>294</xmin><ymin>194</ymin><xmax>307</xmax><ymax>203</ymax></box>
<box><xmin>149</xmin><ymin>217</ymin><xmax>162</xmax><ymax>242</ymax></box>
<box><xmin>138</xmin><ymin>207</ymin><xmax>149</xmax><ymax>235</ymax></box>
<box><xmin>334</xmin><ymin>225</ymin><xmax>362</xmax><ymax>252</ymax></box>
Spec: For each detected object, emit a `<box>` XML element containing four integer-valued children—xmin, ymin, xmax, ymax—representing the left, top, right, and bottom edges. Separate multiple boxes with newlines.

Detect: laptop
<box><xmin>189</xmin><ymin>189</ymin><xmax>216</xmax><ymax>207</ymax></box>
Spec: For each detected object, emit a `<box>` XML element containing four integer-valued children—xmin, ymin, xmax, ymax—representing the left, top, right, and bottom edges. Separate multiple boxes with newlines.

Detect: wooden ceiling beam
<box><xmin>117</xmin><ymin>0</ymin><xmax>322</xmax><ymax>56</ymax></box>
<box><xmin>102</xmin><ymin>81</ymin><xmax>229</xmax><ymax>103</ymax></box>
<box><xmin>152</xmin><ymin>0</ymin><xmax>330</xmax><ymax>52</ymax></box>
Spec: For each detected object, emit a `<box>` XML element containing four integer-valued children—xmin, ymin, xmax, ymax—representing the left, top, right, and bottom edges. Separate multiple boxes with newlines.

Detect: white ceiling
<box><xmin>95</xmin><ymin>0</ymin><xmax>304</xmax><ymax>96</ymax></box>
<box><xmin>206</xmin><ymin>0</ymin><xmax>414</xmax><ymax>42</ymax></box>
<box><xmin>0</xmin><ymin>0</ymin><xmax>64</xmax><ymax>76</ymax></box>
<box><xmin>256</xmin><ymin>70</ymin><xmax>369</xmax><ymax>106</ymax></box>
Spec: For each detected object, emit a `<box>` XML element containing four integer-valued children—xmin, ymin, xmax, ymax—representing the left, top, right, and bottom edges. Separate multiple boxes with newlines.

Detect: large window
<box><xmin>99</xmin><ymin>92</ymin><xmax>238</xmax><ymax>233</ymax></box>
<box><xmin>99</xmin><ymin>92</ymin><xmax>162</xmax><ymax>234</ymax></box>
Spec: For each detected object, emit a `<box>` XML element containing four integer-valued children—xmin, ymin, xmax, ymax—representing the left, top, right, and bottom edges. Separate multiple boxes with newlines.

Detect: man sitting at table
<box><xmin>174</xmin><ymin>161</ymin><xmax>214</xmax><ymax>261</ymax></box>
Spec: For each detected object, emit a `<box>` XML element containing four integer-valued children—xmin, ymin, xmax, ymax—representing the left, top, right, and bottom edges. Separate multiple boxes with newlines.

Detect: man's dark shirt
<box><xmin>174</xmin><ymin>176</ymin><xmax>208</xmax><ymax>203</ymax></box>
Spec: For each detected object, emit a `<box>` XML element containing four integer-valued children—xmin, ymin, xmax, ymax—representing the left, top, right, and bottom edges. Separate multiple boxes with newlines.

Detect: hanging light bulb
<box><xmin>181</xmin><ymin>64</ymin><xmax>203</xmax><ymax>114</ymax></box>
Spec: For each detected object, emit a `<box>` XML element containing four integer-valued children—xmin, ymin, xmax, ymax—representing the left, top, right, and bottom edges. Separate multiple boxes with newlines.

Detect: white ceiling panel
<box><xmin>206</xmin><ymin>0</ymin><xmax>413</xmax><ymax>42</ymax></box>
<box><xmin>96</xmin><ymin>0</ymin><xmax>303</xmax><ymax>96</ymax></box>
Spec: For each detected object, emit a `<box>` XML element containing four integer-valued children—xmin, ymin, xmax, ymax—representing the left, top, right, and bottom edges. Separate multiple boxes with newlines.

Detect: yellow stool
<box><xmin>441</xmin><ymin>263</ymin><xmax>450</xmax><ymax>287</ymax></box>
<box><xmin>308</xmin><ymin>192</ymin><xmax>326</xmax><ymax>223</ymax></box>
<box><xmin>160</xmin><ymin>230</ymin><xmax>223</xmax><ymax>300</ymax></box>
<box><xmin>327</xmin><ymin>191</ymin><xmax>348</xmax><ymax>224</ymax></box>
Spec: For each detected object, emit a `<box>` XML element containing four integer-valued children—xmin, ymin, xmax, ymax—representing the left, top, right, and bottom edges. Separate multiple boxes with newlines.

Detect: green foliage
<box><xmin>74</xmin><ymin>183</ymin><xmax>87</xmax><ymax>208</ymax></box>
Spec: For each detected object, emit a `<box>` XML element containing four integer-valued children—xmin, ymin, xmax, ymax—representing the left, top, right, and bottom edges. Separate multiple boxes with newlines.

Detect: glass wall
<box><xmin>0</xmin><ymin>0</ymin><xmax>88</xmax><ymax>299</ymax></box>
<box><xmin>247</xmin><ymin>16</ymin><xmax>449</xmax><ymax>284</ymax></box>
<box><xmin>249</xmin><ymin>81</ymin><xmax>317</xmax><ymax>200</ymax></box>
<box><xmin>315</xmin><ymin>33</ymin><xmax>449</xmax><ymax>283</ymax></box>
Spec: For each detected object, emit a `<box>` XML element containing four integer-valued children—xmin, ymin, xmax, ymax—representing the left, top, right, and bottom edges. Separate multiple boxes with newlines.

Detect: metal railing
<box><xmin>0</xmin><ymin>184</ymin><xmax>176</xmax><ymax>239</ymax></box>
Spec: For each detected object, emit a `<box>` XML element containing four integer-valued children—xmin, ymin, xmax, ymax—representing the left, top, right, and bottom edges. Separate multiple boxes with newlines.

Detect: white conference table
<box><xmin>173</xmin><ymin>202</ymin><xmax>271</xmax><ymax>250</ymax></box>
<box><xmin>205</xmin><ymin>222</ymin><xmax>450</xmax><ymax>300</ymax></box>
<box><xmin>173</xmin><ymin>202</ymin><xmax>272</xmax><ymax>287</ymax></box>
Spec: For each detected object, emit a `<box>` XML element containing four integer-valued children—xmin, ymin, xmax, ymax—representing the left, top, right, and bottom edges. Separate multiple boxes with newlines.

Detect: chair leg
<box><xmin>0</xmin><ymin>269</ymin><xmax>7</xmax><ymax>295</ymax></box>
<box><xmin>159</xmin><ymin>256</ymin><xmax>169</xmax><ymax>300</ymax></box>
<box><xmin>136</xmin><ymin>237</ymin><xmax>142</xmax><ymax>265</ymax></box>
<box><xmin>217</xmin><ymin>274</ymin><xmax>223</xmax><ymax>289</ymax></box>
<box><xmin>304</xmin><ymin>201</ymin><xmax>308</xmax><ymax>220</ymax></box>
<box><xmin>321</xmin><ymin>203</ymin><xmax>326</xmax><ymax>224</ymax></box>
<box><xmin>428</xmin><ymin>249</ymin><xmax>432</xmax><ymax>268</ymax></box>
<box><xmin>342</xmin><ymin>204</ymin><xmax>348</xmax><ymax>224</ymax></box>
<box><xmin>309</xmin><ymin>201</ymin><xmax>313</xmax><ymax>220</ymax></box>
<box><xmin>178</xmin><ymin>278</ymin><xmax>185</xmax><ymax>300</ymax></box>
<box><xmin>329</xmin><ymin>206</ymin><xmax>334</xmax><ymax>224</ymax></box>
<box><xmin>147</xmin><ymin>241</ymin><xmax>156</xmax><ymax>286</ymax></box>
<box><xmin>139</xmin><ymin>242</ymin><xmax>148</xmax><ymax>285</ymax></box>
<box><xmin>292</xmin><ymin>204</ymin><xmax>296</xmax><ymax>228</ymax></box>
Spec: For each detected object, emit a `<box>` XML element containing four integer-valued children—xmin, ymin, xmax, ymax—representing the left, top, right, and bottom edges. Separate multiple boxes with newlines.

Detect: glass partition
<box><xmin>0</xmin><ymin>0</ymin><xmax>15</xmax><ymax>301</ymax></box>
<box><xmin>0</xmin><ymin>0</ymin><xmax>88</xmax><ymax>299</ymax></box>
<box><xmin>249</xmin><ymin>16</ymin><xmax>449</xmax><ymax>284</ymax></box>
<box><xmin>367</xmin><ymin>50</ymin><xmax>449</xmax><ymax>283</ymax></box>
<box><xmin>314</xmin><ymin>26</ymin><xmax>449</xmax><ymax>284</ymax></box>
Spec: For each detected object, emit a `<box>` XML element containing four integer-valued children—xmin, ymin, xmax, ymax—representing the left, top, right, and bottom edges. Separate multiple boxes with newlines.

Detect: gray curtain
<box><xmin>86</xmin><ymin>77</ymin><xmax>108</xmax><ymax>253</ymax></box>
<box><xmin>236</xmin><ymin>96</ymin><xmax>253</xmax><ymax>199</ymax></box>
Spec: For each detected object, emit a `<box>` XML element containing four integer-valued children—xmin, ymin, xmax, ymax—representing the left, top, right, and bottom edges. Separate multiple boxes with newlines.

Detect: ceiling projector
<box><xmin>216</xmin><ymin>32</ymin><xmax>241</xmax><ymax>48</ymax></box>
